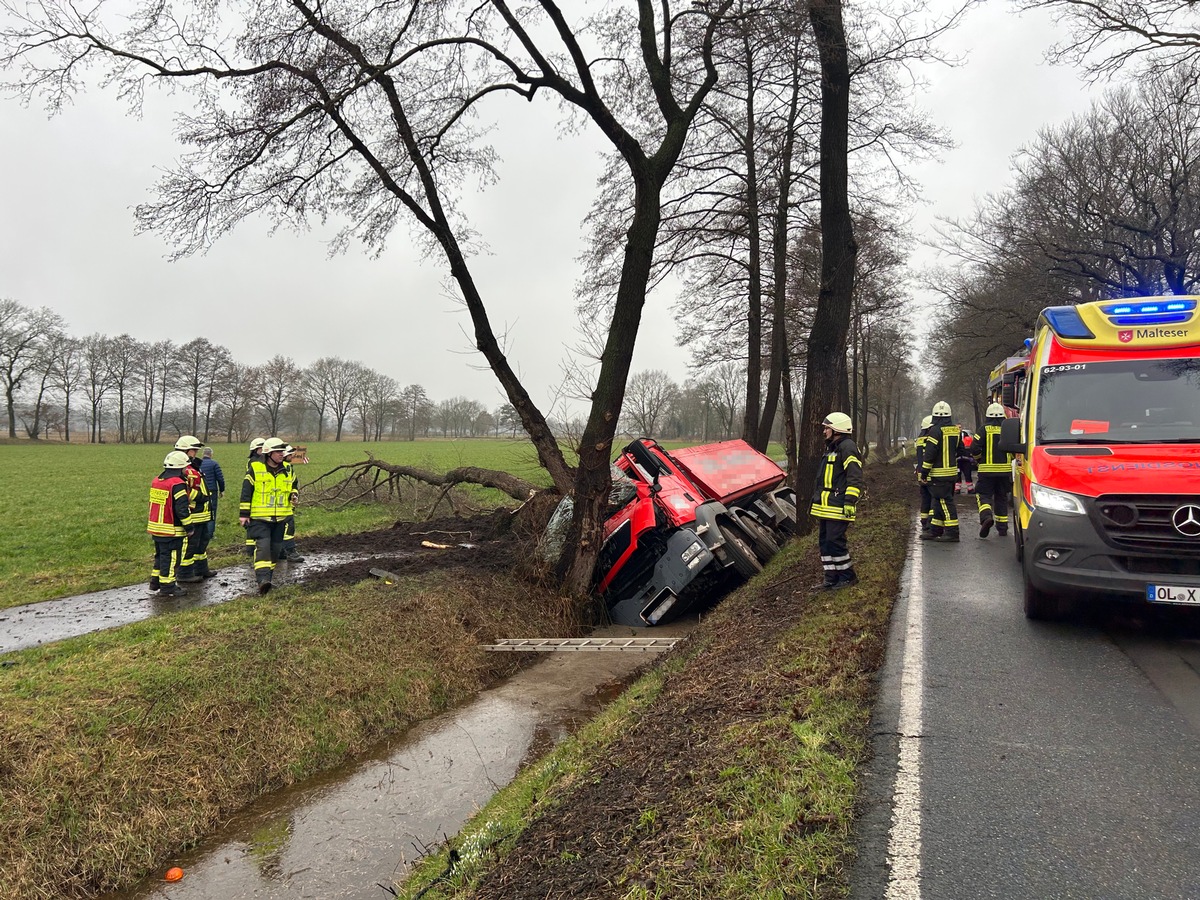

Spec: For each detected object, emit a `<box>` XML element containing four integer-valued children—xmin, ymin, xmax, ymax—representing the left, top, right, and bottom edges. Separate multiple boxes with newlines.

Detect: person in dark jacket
<box><xmin>920</xmin><ymin>401</ymin><xmax>961</xmax><ymax>542</ymax></box>
<box><xmin>199</xmin><ymin>447</ymin><xmax>226</xmax><ymax>540</ymax></box>
<box><xmin>972</xmin><ymin>403</ymin><xmax>1014</xmax><ymax>538</ymax></box>
<box><xmin>810</xmin><ymin>412</ymin><xmax>864</xmax><ymax>590</ymax></box>
<box><xmin>914</xmin><ymin>415</ymin><xmax>934</xmax><ymax>535</ymax></box>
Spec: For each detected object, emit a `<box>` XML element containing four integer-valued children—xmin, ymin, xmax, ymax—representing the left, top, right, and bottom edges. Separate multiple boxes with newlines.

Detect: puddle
<box><xmin>0</xmin><ymin>552</ymin><xmax>381</xmax><ymax>655</ymax></box>
<box><xmin>100</xmin><ymin>621</ymin><xmax>697</xmax><ymax>900</ymax></box>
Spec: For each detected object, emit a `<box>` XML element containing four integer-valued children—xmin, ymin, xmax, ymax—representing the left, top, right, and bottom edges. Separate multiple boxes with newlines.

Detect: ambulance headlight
<box><xmin>1031</xmin><ymin>483</ymin><xmax>1086</xmax><ymax>516</ymax></box>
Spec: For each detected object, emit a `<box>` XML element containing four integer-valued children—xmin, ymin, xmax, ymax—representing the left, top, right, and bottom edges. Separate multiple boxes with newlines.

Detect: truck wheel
<box><xmin>718</xmin><ymin>521</ymin><xmax>763</xmax><ymax>578</ymax></box>
<box><xmin>737</xmin><ymin>513</ymin><xmax>781</xmax><ymax>562</ymax></box>
<box><xmin>772</xmin><ymin>495</ymin><xmax>799</xmax><ymax>535</ymax></box>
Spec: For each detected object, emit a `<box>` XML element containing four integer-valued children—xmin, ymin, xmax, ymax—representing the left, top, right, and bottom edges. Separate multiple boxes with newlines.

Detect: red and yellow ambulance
<box><xmin>1000</xmin><ymin>297</ymin><xmax>1200</xmax><ymax>618</ymax></box>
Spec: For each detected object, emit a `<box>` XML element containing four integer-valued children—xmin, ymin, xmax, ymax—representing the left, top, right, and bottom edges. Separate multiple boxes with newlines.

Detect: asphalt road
<box><xmin>852</xmin><ymin>501</ymin><xmax>1200</xmax><ymax>900</ymax></box>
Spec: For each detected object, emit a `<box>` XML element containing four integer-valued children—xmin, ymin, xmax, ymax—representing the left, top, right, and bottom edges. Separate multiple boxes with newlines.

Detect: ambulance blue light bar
<box><xmin>1042</xmin><ymin>306</ymin><xmax>1094</xmax><ymax>339</ymax></box>
<box><xmin>1101</xmin><ymin>298</ymin><xmax>1196</xmax><ymax>326</ymax></box>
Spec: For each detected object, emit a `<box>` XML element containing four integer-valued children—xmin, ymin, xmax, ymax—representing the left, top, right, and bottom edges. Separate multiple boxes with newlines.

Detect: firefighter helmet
<box><xmin>822</xmin><ymin>412</ymin><xmax>853</xmax><ymax>434</ymax></box>
<box><xmin>163</xmin><ymin>450</ymin><xmax>190</xmax><ymax>469</ymax></box>
<box><xmin>262</xmin><ymin>437</ymin><xmax>287</xmax><ymax>454</ymax></box>
<box><xmin>986</xmin><ymin>402</ymin><xmax>1006</xmax><ymax>418</ymax></box>
<box><xmin>932</xmin><ymin>401</ymin><xmax>952</xmax><ymax>418</ymax></box>
<box><xmin>283</xmin><ymin>444</ymin><xmax>294</xmax><ymax>457</ymax></box>
<box><xmin>250</xmin><ymin>438</ymin><xmax>266</xmax><ymax>452</ymax></box>
<box><xmin>174</xmin><ymin>435</ymin><xmax>202</xmax><ymax>451</ymax></box>
<box><xmin>921</xmin><ymin>415</ymin><xmax>933</xmax><ymax>429</ymax></box>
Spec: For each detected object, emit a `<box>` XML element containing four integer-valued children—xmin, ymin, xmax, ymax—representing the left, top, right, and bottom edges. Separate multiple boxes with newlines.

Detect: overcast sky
<box><xmin>0</xmin><ymin>3</ymin><xmax>1109</xmax><ymax>414</ymax></box>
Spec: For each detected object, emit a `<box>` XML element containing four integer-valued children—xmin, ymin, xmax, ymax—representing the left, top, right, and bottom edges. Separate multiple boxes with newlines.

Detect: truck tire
<box><xmin>736</xmin><ymin>513</ymin><xmax>781</xmax><ymax>563</ymax></box>
<box><xmin>718</xmin><ymin>521</ymin><xmax>763</xmax><ymax>578</ymax></box>
<box><xmin>772</xmin><ymin>495</ymin><xmax>799</xmax><ymax>535</ymax></box>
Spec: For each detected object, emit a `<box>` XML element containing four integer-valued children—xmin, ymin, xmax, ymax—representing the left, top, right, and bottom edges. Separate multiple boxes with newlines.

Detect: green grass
<box><xmin>0</xmin><ymin>440</ymin><xmax>554</xmax><ymax>607</ymax></box>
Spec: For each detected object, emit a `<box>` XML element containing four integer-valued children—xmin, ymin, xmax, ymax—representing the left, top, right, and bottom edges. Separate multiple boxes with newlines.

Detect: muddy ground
<box><xmin>287</xmin><ymin>464</ymin><xmax>914</xmax><ymax>898</ymax></box>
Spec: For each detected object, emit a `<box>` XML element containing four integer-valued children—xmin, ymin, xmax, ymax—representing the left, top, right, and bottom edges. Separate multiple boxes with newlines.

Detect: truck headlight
<box><xmin>1030</xmin><ymin>483</ymin><xmax>1086</xmax><ymax>516</ymax></box>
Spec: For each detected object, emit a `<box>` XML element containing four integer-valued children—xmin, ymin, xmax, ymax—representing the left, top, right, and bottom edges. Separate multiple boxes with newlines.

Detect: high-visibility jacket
<box><xmin>148</xmin><ymin>472</ymin><xmax>190</xmax><ymax>537</ymax></box>
<box><xmin>972</xmin><ymin>423</ymin><xmax>1013</xmax><ymax>474</ymax></box>
<box><xmin>810</xmin><ymin>435</ymin><xmax>863</xmax><ymax>521</ymax></box>
<box><xmin>182</xmin><ymin>463</ymin><xmax>212</xmax><ymax>525</ymax></box>
<box><xmin>921</xmin><ymin>423</ymin><xmax>961</xmax><ymax>481</ymax></box>
<box><xmin>914</xmin><ymin>427</ymin><xmax>931</xmax><ymax>469</ymax></box>
<box><xmin>241</xmin><ymin>459</ymin><xmax>296</xmax><ymax>520</ymax></box>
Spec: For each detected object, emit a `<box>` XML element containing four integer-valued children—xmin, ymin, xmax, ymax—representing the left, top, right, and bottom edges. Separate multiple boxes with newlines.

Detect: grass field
<box><xmin>0</xmin><ymin>439</ymin><xmax>555</xmax><ymax>607</ymax></box>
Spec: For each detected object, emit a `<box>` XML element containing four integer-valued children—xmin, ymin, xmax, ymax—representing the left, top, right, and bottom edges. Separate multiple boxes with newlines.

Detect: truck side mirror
<box><xmin>999</xmin><ymin>416</ymin><xmax>1026</xmax><ymax>455</ymax></box>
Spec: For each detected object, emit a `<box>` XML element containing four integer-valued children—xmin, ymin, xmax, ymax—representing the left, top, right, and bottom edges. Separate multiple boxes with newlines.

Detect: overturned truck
<box><xmin>595</xmin><ymin>438</ymin><xmax>798</xmax><ymax>626</ymax></box>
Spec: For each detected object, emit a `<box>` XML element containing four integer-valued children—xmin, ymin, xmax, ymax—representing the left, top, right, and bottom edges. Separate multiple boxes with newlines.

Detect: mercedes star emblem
<box><xmin>1172</xmin><ymin>505</ymin><xmax>1200</xmax><ymax>538</ymax></box>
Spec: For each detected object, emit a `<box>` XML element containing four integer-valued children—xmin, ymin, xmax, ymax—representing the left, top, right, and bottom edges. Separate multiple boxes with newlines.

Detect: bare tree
<box><xmin>257</xmin><ymin>355</ymin><xmax>299</xmax><ymax>437</ymax></box>
<box><xmin>622</xmin><ymin>369</ymin><xmax>680</xmax><ymax>436</ymax></box>
<box><xmin>44</xmin><ymin>331</ymin><xmax>82</xmax><ymax>441</ymax></box>
<box><xmin>398</xmin><ymin>383</ymin><xmax>430</xmax><ymax>442</ymax></box>
<box><xmin>79</xmin><ymin>334</ymin><xmax>114</xmax><ymax>443</ymax></box>
<box><xmin>0</xmin><ymin>0</ymin><xmax>737</xmax><ymax>599</ymax></box>
<box><xmin>0</xmin><ymin>298</ymin><xmax>64</xmax><ymax>439</ymax></box>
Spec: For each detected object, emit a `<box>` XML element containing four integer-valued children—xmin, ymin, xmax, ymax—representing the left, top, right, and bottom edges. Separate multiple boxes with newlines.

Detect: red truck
<box><xmin>595</xmin><ymin>438</ymin><xmax>798</xmax><ymax>626</ymax></box>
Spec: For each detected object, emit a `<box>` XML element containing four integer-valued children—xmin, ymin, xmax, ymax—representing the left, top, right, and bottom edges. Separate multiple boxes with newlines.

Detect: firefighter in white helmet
<box><xmin>239</xmin><ymin>437</ymin><xmax>296</xmax><ymax>594</ymax></box>
<box><xmin>244</xmin><ymin>438</ymin><xmax>267</xmax><ymax>556</ymax></box>
<box><xmin>173</xmin><ymin>435</ymin><xmax>213</xmax><ymax>582</ymax></box>
<box><xmin>972</xmin><ymin>402</ymin><xmax>1014</xmax><ymax>538</ymax></box>
<box><xmin>914</xmin><ymin>415</ymin><xmax>935</xmax><ymax>535</ymax></box>
<box><xmin>147</xmin><ymin>451</ymin><xmax>193</xmax><ymax>597</ymax></box>
<box><xmin>810</xmin><ymin>412</ymin><xmax>863</xmax><ymax>589</ymax></box>
<box><xmin>919</xmin><ymin>401</ymin><xmax>962</xmax><ymax>542</ymax></box>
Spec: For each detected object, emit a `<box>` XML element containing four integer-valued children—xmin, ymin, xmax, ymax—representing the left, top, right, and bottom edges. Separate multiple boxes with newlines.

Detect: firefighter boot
<box><xmin>831</xmin><ymin>569</ymin><xmax>859</xmax><ymax>590</ymax></box>
<box><xmin>919</xmin><ymin>528</ymin><xmax>941</xmax><ymax>541</ymax></box>
<box><xmin>935</xmin><ymin>527</ymin><xmax>961</xmax><ymax>543</ymax></box>
<box><xmin>997</xmin><ymin>525</ymin><xmax>1008</xmax><ymax>537</ymax></box>
<box><xmin>821</xmin><ymin>573</ymin><xmax>839</xmax><ymax>589</ymax></box>
<box><xmin>979</xmin><ymin>512</ymin><xmax>994</xmax><ymax>539</ymax></box>
<box><xmin>256</xmin><ymin>570</ymin><xmax>273</xmax><ymax>596</ymax></box>
<box><xmin>149</xmin><ymin>576</ymin><xmax>160</xmax><ymax>592</ymax></box>
<box><xmin>177</xmin><ymin>565</ymin><xmax>203</xmax><ymax>584</ymax></box>
<box><xmin>199</xmin><ymin>559</ymin><xmax>216</xmax><ymax>579</ymax></box>
<box><xmin>158</xmin><ymin>582</ymin><xmax>187</xmax><ymax>597</ymax></box>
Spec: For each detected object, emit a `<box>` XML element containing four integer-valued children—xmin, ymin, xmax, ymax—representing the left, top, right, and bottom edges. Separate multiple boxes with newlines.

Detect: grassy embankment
<box><xmin>0</xmin><ymin>439</ymin><xmax>552</xmax><ymax>607</ymax></box>
<box><xmin>1</xmin><ymin>439</ymin><xmax>897</xmax><ymax>900</ymax></box>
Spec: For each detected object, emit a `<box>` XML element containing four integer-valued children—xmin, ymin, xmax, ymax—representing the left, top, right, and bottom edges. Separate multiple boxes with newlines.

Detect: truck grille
<box><xmin>1093</xmin><ymin>494</ymin><xmax>1200</xmax><ymax>554</ymax></box>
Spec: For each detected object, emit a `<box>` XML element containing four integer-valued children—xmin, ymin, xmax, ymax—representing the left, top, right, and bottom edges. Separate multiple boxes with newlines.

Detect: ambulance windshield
<box><xmin>1037</xmin><ymin>358</ymin><xmax>1200</xmax><ymax>444</ymax></box>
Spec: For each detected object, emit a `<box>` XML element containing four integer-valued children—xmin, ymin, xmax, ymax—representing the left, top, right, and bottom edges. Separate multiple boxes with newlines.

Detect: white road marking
<box><xmin>885</xmin><ymin>527</ymin><xmax>925</xmax><ymax>900</ymax></box>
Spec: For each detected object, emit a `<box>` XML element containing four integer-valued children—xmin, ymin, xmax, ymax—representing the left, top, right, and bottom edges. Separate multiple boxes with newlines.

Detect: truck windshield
<box><xmin>1036</xmin><ymin>358</ymin><xmax>1200</xmax><ymax>444</ymax></box>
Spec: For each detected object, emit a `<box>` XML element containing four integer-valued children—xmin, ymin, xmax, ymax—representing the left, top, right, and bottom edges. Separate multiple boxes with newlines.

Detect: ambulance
<box><xmin>999</xmin><ymin>297</ymin><xmax>1200</xmax><ymax>619</ymax></box>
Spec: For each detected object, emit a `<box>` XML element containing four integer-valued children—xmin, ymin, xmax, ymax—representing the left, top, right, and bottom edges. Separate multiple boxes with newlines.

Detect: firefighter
<box><xmin>174</xmin><ymin>435</ymin><xmax>213</xmax><ymax>582</ymax></box>
<box><xmin>972</xmin><ymin>402</ymin><xmax>1014</xmax><ymax>538</ymax></box>
<box><xmin>914</xmin><ymin>415</ymin><xmax>934</xmax><ymax>535</ymax></box>
<box><xmin>920</xmin><ymin>401</ymin><xmax>961</xmax><ymax>542</ymax></box>
<box><xmin>957</xmin><ymin>427</ymin><xmax>977</xmax><ymax>494</ymax></box>
<box><xmin>147</xmin><ymin>450</ymin><xmax>192</xmax><ymax>597</ymax></box>
<box><xmin>240</xmin><ymin>437</ymin><xmax>295</xmax><ymax>594</ymax></box>
<box><xmin>244</xmin><ymin>437</ymin><xmax>266</xmax><ymax>556</ymax></box>
<box><xmin>279</xmin><ymin>444</ymin><xmax>305</xmax><ymax>562</ymax></box>
<box><xmin>810</xmin><ymin>412</ymin><xmax>863</xmax><ymax>590</ymax></box>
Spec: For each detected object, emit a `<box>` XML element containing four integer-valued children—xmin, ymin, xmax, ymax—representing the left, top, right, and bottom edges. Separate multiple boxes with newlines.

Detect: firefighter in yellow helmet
<box><xmin>147</xmin><ymin>451</ymin><xmax>192</xmax><ymax>597</ymax></box>
<box><xmin>920</xmin><ymin>401</ymin><xmax>961</xmax><ymax>542</ymax></box>
<box><xmin>972</xmin><ymin>402</ymin><xmax>1014</xmax><ymax>538</ymax></box>
<box><xmin>239</xmin><ymin>437</ymin><xmax>296</xmax><ymax>594</ymax></box>
<box><xmin>810</xmin><ymin>412</ymin><xmax>863</xmax><ymax>589</ymax></box>
<box><xmin>914</xmin><ymin>414</ymin><xmax>935</xmax><ymax>535</ymax></box>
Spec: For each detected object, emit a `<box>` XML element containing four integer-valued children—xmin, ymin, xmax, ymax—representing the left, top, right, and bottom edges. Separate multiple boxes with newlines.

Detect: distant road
<box><xmin>853</xmin><ymin>504</ymin><xmax>1200</xmax><ymax>900</ymax></box>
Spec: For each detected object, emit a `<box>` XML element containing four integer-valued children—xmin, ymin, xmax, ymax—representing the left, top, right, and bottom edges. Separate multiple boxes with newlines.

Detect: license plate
<box><xmin>1147</xmin><ymin>584</ymin><xmax>1200</xmax><ymax>605</ymax></box>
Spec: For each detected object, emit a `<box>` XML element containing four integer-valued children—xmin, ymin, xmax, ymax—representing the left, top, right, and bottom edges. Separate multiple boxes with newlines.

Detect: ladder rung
<box><xmin>482</xmin><ymin>637</ymin><xmax>679</xmax><ymax>652</ymax></box>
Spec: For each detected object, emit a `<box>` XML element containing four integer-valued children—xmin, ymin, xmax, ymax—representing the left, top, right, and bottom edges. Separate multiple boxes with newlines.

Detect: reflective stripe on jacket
<box><xmin>972</xmin><ymin>424</ymin><xmax>1012</xmax><ymax>473</ymax></box>
<box><xmin>241</xmin><ymin>460</ymin><xmax>296</xmax><ymax>520</ymax></box>
<box><xmin>148</xmin><ymin>473</ymin><xmax>189</xmax><ymax>537</ymax></box>
<box><xmin>183</xmin><ymin>464</ymin><xmax>212</xmax><ymax>524</ymax></box>
<box><xmin>921</xmin><ymin>424</ymin><xmax>961</xmax><ymax>480</ymax></box>
<box><xmin>810</xmin><ymin>435</ymin><xmax>863</xmax><ymax>521</ymax></box>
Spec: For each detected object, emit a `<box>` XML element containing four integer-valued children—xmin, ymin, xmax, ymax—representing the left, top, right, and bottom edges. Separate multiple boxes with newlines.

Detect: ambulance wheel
<box><xmin>718</xmin><ymin>521</ymin><xmax>763</xmax><ymax>579</ymax></box>
<box><xmin>1014</xmin><ymin>524</ymin><xmax>1024</xmax><ymax>563</ymax></box>
<box><xmin>1022</xmin><ymin>560</ymin><xmax>1068</xmax><ymax>620</ymax></box>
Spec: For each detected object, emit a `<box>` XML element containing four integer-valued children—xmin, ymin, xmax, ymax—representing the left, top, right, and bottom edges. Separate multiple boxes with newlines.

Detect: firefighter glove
<box><xmin>844</xmin><ymin>504</ymin><xmax>857</xmax><ymax>521</ymax></box>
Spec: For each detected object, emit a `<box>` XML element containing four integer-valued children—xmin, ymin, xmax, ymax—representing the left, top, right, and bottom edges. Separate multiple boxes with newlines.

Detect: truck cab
<box><xmin>1001</xmin><ymin>297</ymin><xmax>1200</xmax><ymax>618</ymax></box>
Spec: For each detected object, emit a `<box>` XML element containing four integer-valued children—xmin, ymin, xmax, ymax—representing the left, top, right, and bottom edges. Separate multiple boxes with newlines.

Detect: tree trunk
<box><xmin>796</xmin><ymin>0</ymin><xmax>858</xmax><ymax>535</ymax></box>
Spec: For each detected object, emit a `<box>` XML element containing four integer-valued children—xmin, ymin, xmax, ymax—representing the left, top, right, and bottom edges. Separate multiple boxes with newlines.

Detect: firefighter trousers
<box><xmin>246</xmin><ymin>520</ymin><xmax>287</xmax><ymax>584</ymax></box>
<box><xmin>818</xmin><ymin>518</ymin><xmax>855</xmax><ymax>583</ymax></box>
<box><xmin>919</xmin><ymin>480</ymin><xmax>934</xmax><ymax>530</ymax></box>
<box><xmin>927</xmin><ymin>480</ymin><xmax>959</xmax><ymax>536</ymax></box>
<box><xmin>975</xmin><ymin>473</ymin><xmax>1012</xmax><ymax>533</ymax></box>
<box><xmin>151</xmin><ymin>536</ymin><xmax>184</xmax><ymax>587</ymax></box>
